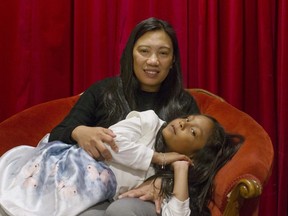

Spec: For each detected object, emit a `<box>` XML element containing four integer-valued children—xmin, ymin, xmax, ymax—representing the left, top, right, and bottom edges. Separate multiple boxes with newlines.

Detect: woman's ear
<box><xmin>170</xmin><ymin>56</ymin><xmax>175</xmax><ymax>69</ymax></box>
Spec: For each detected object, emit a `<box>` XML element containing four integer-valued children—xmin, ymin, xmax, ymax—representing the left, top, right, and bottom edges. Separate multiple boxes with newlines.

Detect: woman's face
<box><xmin>162</xmin><ymin>115</ymin><xmax>214</xmax><ymax>156</ymax></box>
<box><xmin>133</xmin><ymin>30</ymin><xmax>174</xmax><ymax>92</ymax></box>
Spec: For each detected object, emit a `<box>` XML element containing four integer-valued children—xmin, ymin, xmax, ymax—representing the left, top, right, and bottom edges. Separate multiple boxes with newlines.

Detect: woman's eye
<box><xmin>140</xmin><ymin>49</ymin><xmax>149</xmax><ymax>54</ymax></box>
<box><xmin>186</xmin><ymin>118</ymin><xmax>189</xmax><ymax>122</ymax></box>
<box><xmin>138</xmin><ymin>49</ymin><xmax>150</xmax><ymax>56</ymax></box>
<box><xmin>159</xmin><ymin>51</ymin><xmax>168</xmax><ymax>56</ymax></box>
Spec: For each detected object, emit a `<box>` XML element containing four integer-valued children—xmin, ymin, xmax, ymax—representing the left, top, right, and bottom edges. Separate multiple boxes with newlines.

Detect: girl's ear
<box><xmin>189</xmin><ymin>156</ymin><xmax>195</xmax><ymax>167</ymax></box>
<box><xmin>191</xmin><ymin>160</ymin><xmax>195</xmax><ymax>167</ymax></box>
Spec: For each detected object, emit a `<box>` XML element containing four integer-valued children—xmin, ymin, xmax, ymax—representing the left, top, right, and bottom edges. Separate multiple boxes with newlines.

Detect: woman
<box><xmin>49</xmin><ymin>17</ymin><xmax>199</xmax><ymax>215</ymax></box>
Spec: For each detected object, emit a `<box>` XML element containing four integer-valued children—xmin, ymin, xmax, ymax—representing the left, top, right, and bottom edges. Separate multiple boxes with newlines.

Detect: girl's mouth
<box><xmin>171</xmin><ymin>125</ymin><xmax>176</xmax><ymax>134</ymax></box>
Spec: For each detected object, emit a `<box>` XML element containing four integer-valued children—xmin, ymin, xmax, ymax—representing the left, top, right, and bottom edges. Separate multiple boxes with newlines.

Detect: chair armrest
<box><xmin>223</xmin><ymin>178</ymin><xmax>262</xmax><ymax>216</ymax></box>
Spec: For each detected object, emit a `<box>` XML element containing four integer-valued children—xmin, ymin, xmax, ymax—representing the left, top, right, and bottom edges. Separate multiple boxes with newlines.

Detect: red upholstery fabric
<box><xmin>0</xmin><ymin>89</ymin><xmax>274</xmax><ymax>215</ymax></box>
<box><xmin>0</xmin><ymin>95</ymin><xmax>79</xmax><ymax>154</ymax></box>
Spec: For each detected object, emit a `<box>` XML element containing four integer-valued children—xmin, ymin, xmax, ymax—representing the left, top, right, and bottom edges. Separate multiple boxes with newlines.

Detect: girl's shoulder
<box><xmin>126</xmin><ymin>110</ymin><xmax>158</xmax><ymax>120</ymax></box>
<box><xmin>126</xmin><ymin>110</ymin><xmax>165</xmax><ymax>131</ymax></box>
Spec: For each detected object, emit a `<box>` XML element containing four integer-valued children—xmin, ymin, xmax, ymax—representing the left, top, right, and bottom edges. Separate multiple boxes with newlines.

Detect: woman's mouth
<box><xmin>144</xmin><ymin>69</ymin><xmax>159</xmax><ymax>78</ymax></box>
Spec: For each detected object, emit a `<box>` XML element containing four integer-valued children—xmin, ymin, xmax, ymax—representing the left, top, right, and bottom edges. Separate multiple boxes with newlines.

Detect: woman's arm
<box><xmin>72</xmin><ymin>125</ymin><xmax>118</xmax><ymax>160</ymax></box>
<box><xmin>49</xmin><ymin>78</ymin><xmax>118</xmax><ymax>160</ymax></box>
<box><xmin>49</xmin><ymin>87</ymin><xmax>100</xmax><ymax>143</ymax></box>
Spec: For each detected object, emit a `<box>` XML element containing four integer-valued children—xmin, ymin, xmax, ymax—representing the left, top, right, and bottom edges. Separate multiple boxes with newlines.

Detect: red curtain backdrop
<box><xmin>0</xmin><ymin>0</ymin><xmax>287</xmax><ymax>215</ymax></box>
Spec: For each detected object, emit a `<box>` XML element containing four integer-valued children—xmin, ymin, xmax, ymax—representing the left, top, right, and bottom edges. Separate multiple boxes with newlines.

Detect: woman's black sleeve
<box><xmin>48</xmin><ymin>82</ymin><xmax>105</xmax><ymax>144</ymax></box>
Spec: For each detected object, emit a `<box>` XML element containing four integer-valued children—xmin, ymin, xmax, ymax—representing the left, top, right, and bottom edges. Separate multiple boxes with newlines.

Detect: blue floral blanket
<box><xmin>0</xmin><ymin>135</ymin><xmax>116</xmax><ymax>216</ymax></box>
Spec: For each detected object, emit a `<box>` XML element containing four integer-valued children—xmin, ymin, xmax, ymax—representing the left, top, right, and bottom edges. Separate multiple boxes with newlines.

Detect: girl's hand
<box><xmin>72</xmin><ymin>126</ymin><xmax>118</xmax><ymax>160</ymax></box>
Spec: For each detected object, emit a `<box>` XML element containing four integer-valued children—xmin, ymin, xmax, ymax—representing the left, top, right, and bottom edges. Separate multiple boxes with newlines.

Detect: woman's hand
<box><xmin>118</xmin><ymin>178</ymin><xmax>163</xmax><ymax>214</ymax></box>
<box><xmin>72</xmin><ymin>125</ymin><xmax>118</xmax><ymax>160</ymax></box>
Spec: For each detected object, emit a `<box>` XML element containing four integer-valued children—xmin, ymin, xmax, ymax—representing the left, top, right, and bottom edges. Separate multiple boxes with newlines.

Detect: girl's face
<box><xmin>133</xmin><ymin>30</ymin><xmax>174</xmax><ymax>92</ymax></box>
<box><xmin>162</xmin><ymin>115</ymin><xmax>214</xmax><ymax>156</ymax></box>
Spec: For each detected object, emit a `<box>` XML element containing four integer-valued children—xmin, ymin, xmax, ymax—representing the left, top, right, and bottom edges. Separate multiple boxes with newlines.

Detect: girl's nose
<box><xmin>179</xmin><ymin>120</ymin><xmax>185</xmax><ymax>129</ymax></box>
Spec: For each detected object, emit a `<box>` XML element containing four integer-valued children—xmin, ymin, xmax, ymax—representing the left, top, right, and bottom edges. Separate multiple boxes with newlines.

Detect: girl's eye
<box><xmin>191</xmin><ymin>128</ymin><xmax>196</xmax><ymax>136</ymax></box>
<box><xmin>186</xmin><ymin>118</ymin><xmax>189</xmax><ymax>122</ymax></box>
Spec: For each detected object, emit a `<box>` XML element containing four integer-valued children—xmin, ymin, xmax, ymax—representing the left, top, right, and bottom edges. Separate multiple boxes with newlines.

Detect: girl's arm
<box><xmin>152</xmin><ymin>152</ymin><xmax>192</xmax><ymax>168</ymax></box>
<box><xmin>108</xmin><ymin>110</ymin><xmax>191</xmax><ymax>171</ymax></box>
<box><xmin>107</xmin><ymin>110</ymin><xmax>162</xmax><ymax>171</ymax></box>
<box><xmin>171</xmin><ymin>161</ymin><xmax>189</xmax><ymax>201</ymax></box>
<box><xmin>161</xmin><ymin>161</ymin><xmax>191</xmax><ymax>216</ymax></box>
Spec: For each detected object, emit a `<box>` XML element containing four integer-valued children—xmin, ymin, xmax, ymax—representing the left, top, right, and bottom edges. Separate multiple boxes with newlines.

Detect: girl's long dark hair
<box><xmin>153</xmin><ymin>115</ymin><xmax>245</xmax><ymax>216</ymax></box>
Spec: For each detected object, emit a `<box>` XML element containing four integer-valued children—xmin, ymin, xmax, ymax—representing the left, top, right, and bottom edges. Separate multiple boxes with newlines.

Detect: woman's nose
<box><xmin>147</xmin><ymin>54</ymin><xmax>159</xmax><ymax>65</ymax></box>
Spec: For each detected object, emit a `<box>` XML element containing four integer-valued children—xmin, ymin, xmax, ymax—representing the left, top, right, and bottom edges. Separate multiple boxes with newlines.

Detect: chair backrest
<box><xmin>0</xmin><ymin>95</ymin><xmax>80</xmax><ymax>155</ymax></box>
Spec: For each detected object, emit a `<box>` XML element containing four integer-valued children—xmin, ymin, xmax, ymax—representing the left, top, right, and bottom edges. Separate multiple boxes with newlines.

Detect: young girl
<box><xmin>151</xmin><ymin>113</ymin><xmax>244</xmax><ymax>216</ymax></box>
<box><xmin>0</xmin><ymin>110</ymin><xmax>243</xmax><ymax>216</ymax></box>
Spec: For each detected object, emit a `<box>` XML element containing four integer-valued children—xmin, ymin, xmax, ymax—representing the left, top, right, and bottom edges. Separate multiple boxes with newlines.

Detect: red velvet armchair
<box><xmin>0</xmin><ymin>89</ymin><xmax>274</xmax><ymax>216</ymax></box>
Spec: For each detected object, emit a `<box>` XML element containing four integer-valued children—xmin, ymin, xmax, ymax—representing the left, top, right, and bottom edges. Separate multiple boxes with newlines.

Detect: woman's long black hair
<box><xmin>99</xmin><ymin>17</ymin><xmax>199</xmax><ymax>126</ymax></box>
<box><xmin>120</xmin><ymin>17</ymin><xmax>184</xmax><ymax>112</ymax></box>
<box><xmin>152</xmin><ymin>115</ymin><xmax>245</xmax><ymax>216</ymax></box>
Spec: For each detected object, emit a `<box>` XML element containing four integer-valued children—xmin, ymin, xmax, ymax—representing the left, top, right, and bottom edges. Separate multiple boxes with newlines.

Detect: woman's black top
<box><xmin>49</xmin><ymin>77</ymin><xmax>199</xmax><ymax>144</ymax></box>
